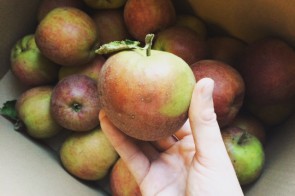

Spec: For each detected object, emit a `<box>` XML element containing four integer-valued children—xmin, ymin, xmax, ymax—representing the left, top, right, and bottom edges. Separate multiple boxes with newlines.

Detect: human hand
<box><xmin>99</xmin><ymin>78</ymin><xmax>244</xmax><ymax>196</ymax></box>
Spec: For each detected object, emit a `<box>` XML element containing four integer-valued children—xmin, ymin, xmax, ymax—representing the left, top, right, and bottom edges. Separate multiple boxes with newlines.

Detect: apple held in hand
<box><xmin>60</xmin><ymin>127</ymin><xmax>118</xmax><ymax>180</ymax></box>
<box><xmin>97</xmin><ymin>34</ymin><xmax>196</xmax><ymax>141</ymax></box>
<box><xmin>35</xmin><ymin>7</ymin><xmax>98</xmax><ymax>66</ymax></box>
<box><xmin>16</xmin><ymin>86</ymin><xmax>64</xmax><ymax>138</ymax></box>
<box><xmin>222</xmin><ymin>126</ymin><xmax>265</xmax><ymax>186</ymax></box>
<box><xmin>110</xmin><ymin>158</ymin><xmax>141</xmax><ymax>196</ymax></box>
<box><xmin>10</xmin><ymin>34</ymin><xmax>60</xmax><ymax>87</ymax></box>
<box><xmin>190</xmin><ymin>60</ymin><xmax>245</xmax><ymax>127</ymax></box>
<box><xmin>51</xmin><ymin>74</ymin><xmax>100</xmax><ymax>132</ymax></box>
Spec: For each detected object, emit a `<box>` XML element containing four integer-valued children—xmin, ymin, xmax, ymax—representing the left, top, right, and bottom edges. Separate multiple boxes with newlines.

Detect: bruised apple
<box><xmin>98</xmin><ymin>35</ymin><xmax>196</xmax><ymax>141</ymax></box>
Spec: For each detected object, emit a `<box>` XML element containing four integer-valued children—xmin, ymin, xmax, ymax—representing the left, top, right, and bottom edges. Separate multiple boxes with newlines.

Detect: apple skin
<box><xmin>236</xmin><ymin>38</ymin><xmax>295</xmax><ymax>126</ymax></box>
<box><xmin>51</xmin><ymin>74</ymin><xmax>100</xmax><ymax>132</ymax></box>
<box><xmin>221</xmin><ymin>126</ymin><xmax>265</xmax><ymax>186</ymax></box>
<box><xmin>207</xmin><ymin>36</ymin><xmax>246</xmax><ymax>66</ymax></box>
<box><xmin>58</xmin><ymin>55</ymin><xmax>105</xmax><ymax>82</ymax></box>
<box><xmin>153</xmin><ymin>26</ymin><xmax>209</xmax><ymax>65</ymax></box>
<box><xmin>124</xmin><ymin>0</ymin><xmax>176</xmax><ymax>42</ymax></box>
<box><xmin>60</xmin><ymin>127</ymin><xmax>118</xmax><ymax>180</ymax></box>
<box><xmin>35</xmin><ymin>7</ymin><xmax>98</xmax><ymax>66</ymax></box>
<box><xmin>98</xmin><ymin>49</ymin><xmax>196</xmax><ymax>141</ymax></box>
<box><xmin>92</xmin><ymin>9</ymin><xmax>130</xmax><ymax>45</ymax></box>
<box><xmin>229</xmin><ymin>113</ymin><xmax>266</xmax><ymax>145</ymax></box>
<box><xmin>10</xmin><ymin>34</ymin><xmax>60</xmax><ymax>87</ymax></box>
<box><xmin>37</xmin><ymin>0</ymin><xmax>86</xmax><ymax>22</ymax></box>
<box><xmin>110</xmin><ymin>158</ymin><xmax>141</xmax><ymax>196</ymax></box>
<box><xmin>190</xmin><ymin>60</ymin><xmax>245</xmax><ymax>127</ymax></box>
<box><xmin>16</xmin><ymin>86</ymin><xmax>64</xmax><ymax>138</ymax></box>
<box><xmin>83</xmin><ymin>0</ymin><xmax>127</xmax><ymax>9</ymax></box>
<box><xmin>175</xmin><ymin>14</ymin><xmax>207</xmax><ymax>39</ymax></box>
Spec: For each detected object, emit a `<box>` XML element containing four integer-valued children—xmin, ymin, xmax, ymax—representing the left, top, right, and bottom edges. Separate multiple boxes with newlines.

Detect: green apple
<box><xmin>222</xmin><ymin>126</ymin><xmax>265</xmax><ymax>186</ymax></box>
<box><xmin>10</xmin><ymin>34</ymin><xmax>60</xmax><ymax>87</ymax></box>
<box><xmin>16</xmin><ymin>86</ymin><xmax>64</xmax><ymax>138</ymax></box>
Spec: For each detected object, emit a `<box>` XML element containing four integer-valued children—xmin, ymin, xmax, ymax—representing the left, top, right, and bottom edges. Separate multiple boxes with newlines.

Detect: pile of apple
<box><xmin>4</xmin><ymin>0</ymin><xmax>295</xmax><ymax>195</ymax></box>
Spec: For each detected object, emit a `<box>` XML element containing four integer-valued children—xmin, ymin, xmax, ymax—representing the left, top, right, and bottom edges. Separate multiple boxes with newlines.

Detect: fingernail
<box><xmin>199</xmin><ymin>78</ymin><xmax>214</xmax><ymax>100</ymax></box>
<box><xmin>99</xmin><ymin>109</ymin><xmax>106</xmax><ymax>121</ymax></box>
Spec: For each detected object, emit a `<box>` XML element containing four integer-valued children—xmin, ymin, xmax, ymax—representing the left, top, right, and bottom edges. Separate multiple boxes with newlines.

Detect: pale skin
<box><xmin>99</xmin><ymin>78</ymin><xmax>244</xmax><ymax>196</ymax></box>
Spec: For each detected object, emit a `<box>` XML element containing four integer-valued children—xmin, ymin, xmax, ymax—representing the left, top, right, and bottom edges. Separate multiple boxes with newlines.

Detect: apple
<box><xmin>230</xmin><ymin>113</ymin><xmax>266</xmax><ymax>144</ymax></box>
<box><xmin>16</xmin><ymin>86</ymin><xmax>64</xmax><ymax>138</ymax></box>
<box><xmin>58</xmin><ymin>55</ymin><xmax>105</xmax><ymax>82</ymax></box>
<box><xmin>83</xmin><ymin>0</ymin><xmax>127</xmax><ymax>9</ymax></box>
<box><xmin>221</xmin><ymin>126</ymin><xmax>265</xmax><ymax>186</ymax></box>
<box><xmin>110</xmin><ymin>158</ymin><xmax>141</xmax><ymax>196</ymax></box>
<box><xmin>236</xmin><ymin>38</ymin><xmax>295</xmax><ymax>126</ymax></box>
<box><xmin>60</xmin><ymin>127</ymin><xmax>118</xmax><ymax>180</ymax></box>
<box><xmin>153</xmin><ymin>26</ymin><xmax>209</xmax><ymax>65</ymax></box>
<box><xmin>98</xmin><ymin>34</ymin><xmax>196</xmax><ymax>141</ymax></box>
<box><xmin>37</xmin><ymin>0</ymin><xmax>86</xmax><ymax>22</ymax></box>
<box><xmin>51</xmin><ymin>74</ymin><xmax>100</xmax><ymax>132</ymax></box>
<box><xmin>92</xmin><ymin>9</ymin><xmax>130</xmax><ymax>45</ymax></box>
<box><xmin>124</xmin><ymin>0</ymin><xmax>176</xmax><ymax>42</ymax></box>
<box><xmin>207</xmin><ymin>35</ymin><xmax>247</xmax><ymax>66</ymax></box>
<box><xmin>190</xmin><ymin>60</ymin><xmax>245</xmax><ymax>127</ymax></box>
<box><xmin>175</xmin><ymin>14</ymin><xmax>207</xmax><ymax>39</ymax></box>
<box><xmin>10</xmin><ymin>34</ymin><xmax>60</xmax><ymax>87</ymax></box>
<box><xmin>35</xmin><ymin>7</ymin><xmax>98</xmax><ymax>66</ymax></box>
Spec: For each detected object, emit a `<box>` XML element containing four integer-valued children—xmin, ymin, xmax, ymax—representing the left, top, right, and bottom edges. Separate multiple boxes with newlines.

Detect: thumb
<box><xmin>189</xmin><ymin>78</ymin><xmax>229</xmax><ymax>162</ymax></box>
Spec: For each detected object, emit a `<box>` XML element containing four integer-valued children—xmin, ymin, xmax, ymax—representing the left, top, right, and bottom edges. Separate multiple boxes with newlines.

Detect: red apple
<box><xmin>124</xmin><ymin>0</ymin><xmax>176</xmax><ymax>42</ymax></box>
<box><xmin>60</xmin><ymin>127</ymin><xmax>118</xmax><ymax>180</ymax></box>
<box><xmin>236</xmin><ymin>38</ymin><xmax>295</xmax><ymax>126</ymax></box>
<box><xmin>51</xmin><ymin>74</ymin><xmax>100</xmax><ymax>132</ymax></box>
<box><xmin>222</xmin><ymin>126</ymin><xmax>265</xmax><ymax>186</ymax></box>
<box><xmin>58</xmin><ymin>55</ymin><xmax>105</xmax><ymax>82</ymax></box>
<box><xmin>35</xmin><ymin>7</ymin><xmax>98</xmax><ymax>66</ymax></box>
<box><xmin>92</xmin><ymin>9</ymin><xmax>130</xmax><ymax>45</ymax></box>
<box><xmin>98</xmin><ymin>35</ymin><xmax>196</xmax><ymax>141</ymax></box>
<box><xmin>110</xmin><ymin>158</ymin><xmax>141</xmax><ymax>196</ymax></box>
<box><xmin>190</xmin><ymin>60</ymin><xmax>245</xmax><ymax>127</ymax></box>
<box><xmin>10</xmin><ymin>34</ymin><xmax>60</xmax><ymax>87</ymax></box>
<box><xmin>153</xmin><ymin>26</ymin><xmax>209</xmax><ymax>65</ymax></box>
<box><xmin>83</xmin><ymin>0</ymin><xmax>127</xmax><ymax>9</ymax></box>
<box><xmin>37</xmin><ymin>0</ymin><xmax>86</xmax><ymax>22</ymax></box>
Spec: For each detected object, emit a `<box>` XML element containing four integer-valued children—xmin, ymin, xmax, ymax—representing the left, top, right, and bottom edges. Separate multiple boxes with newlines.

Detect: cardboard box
<box><xmin>0</xmin><ymin>1</ymin><xmax>294</xmax><ymax>195</ymax></box>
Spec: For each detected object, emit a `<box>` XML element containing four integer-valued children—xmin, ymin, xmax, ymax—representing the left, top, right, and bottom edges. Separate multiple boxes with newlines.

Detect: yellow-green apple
<box><xmin>230</xmin><ymin>113</ymin><xmax>266</xmax><ymax>144</ymax></box>
<box><xmin>153</xmin><ymin>26</ymin><xmax>209</xmax><ymax>65</ymax></box>
<box><xmin>10</xmin><ymin>34</ymin><xmax>60</xmax><ymax>87</ymax></box>
<box><xmin>60</xmin><ymin>127</ymin><xmax>118</xmax><ymax>180</ymax></box>
<box><xmin>110</xmin><ymin>158</ymin><xmax>141</xmax><ymax>196</ymax></box>
<box><xmin>222</xmin><ymin>126</ymin><xmax>265</xmax><ymax>186</ymax></box>
<box><xmin>58</xmin><ymin>55</ymin><xmax>105</xmax><ymax>82</ymax></box>
<box><xmin>98</xmin><ymin>34</ymin><xmax>196</xmax><ymax>141</ymax></box>
<box><xmin>190</xmin><ymin>60</ymin><xmax>245</xmax><ymax>127</ymax></box>
<box><xmin>92</xmin><ymin>9</ymin><xmax>130</xmax><ymax>45</ymax></box>
<box><xmin>83</xmin><ymin>0</ymin><xmax>127</xmax><ymax>9</ymax></box>
<box><xmin>175</xmin><ymin>14</ymin><xmax>207</xmax><ymax>39</ymax></box>
<box><xmin>124</xmin><ymin>0</ymin><xmax>176</xmax><ymax>42</ymax></box>
<box><xmin>51</xmin><ymin>74</ymin><xmax>100</xmax><ymax>132</ymax></box>
<box><xmin>16</xmin><ymin>86</ymin><xmax>64</xmax><ymax>138</ymax></box>
<box><xmin>236</xmin><ymin>38</ymin><xmax>295</xmax><ymax>126</ymax></box>
<box><xmin>207</xmin><ymin>35</ymin><xmax>247</xmax><ymax>66</ymax></box>
<box><xmin>37</xmin><ymin>0</ymin><xmax>86</xmax><ymax>22</ymax></box>
<box><xmin>35</xmin><ymin>7</ymin><xmax>98</xmax><ymax>66</ymax></box>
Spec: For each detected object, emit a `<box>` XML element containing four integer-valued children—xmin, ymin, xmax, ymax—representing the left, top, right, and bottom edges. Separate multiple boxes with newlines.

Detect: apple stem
<box><xmin>238</xmin><ymin>132</ymin><xmax>251</xmax><ymax>145</ymax></box>
<box><xmin>143</xmin><ymin>34</ymin><xmax>154</xmax><ymax>57</ymax></box>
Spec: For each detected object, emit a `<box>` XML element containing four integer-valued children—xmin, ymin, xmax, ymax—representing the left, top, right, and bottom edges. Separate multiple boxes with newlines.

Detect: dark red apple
<box><xmin>124</xmin><ymin>0</ymin><xmax>176</xmax><ymax>42</ymax></box>
<box><xmin>236</xmin><ymin>38</ymin><xmax>295</xmax><ymax>126</ymax></box>
<box><xmin>51</xmin><ymin>74</ymin><xmax>100</xmax><ymax>132</ymax></box>
<box><xmin>35</xmin><ymin>7</ymin><xmax>98</xmax><ymax>66</ymax></box>
<box><xmin>110</xmin><ymin>158</ymin><xmax>141</xmax><ymax>196</ymax></box>
<box><xmin>190</xmin><ymin>60</ymin><xmax>245</xmax><ymax>127</ymax></box>
<box><xmin>153</xmin><ymin>26</ymin><xmax>209</xmax><ymax>65</ymax></box>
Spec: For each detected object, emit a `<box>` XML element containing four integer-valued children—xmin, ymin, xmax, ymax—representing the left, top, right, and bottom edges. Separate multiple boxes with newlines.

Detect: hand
<box><xmin>99</xmin><ymin>78</ymin><xmax>244</xmax><ymax>196</ymax></box>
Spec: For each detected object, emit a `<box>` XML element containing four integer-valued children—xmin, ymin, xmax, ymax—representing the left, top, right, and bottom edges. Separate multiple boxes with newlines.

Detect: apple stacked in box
<box><xmin>2</xmin><ymin>0</ymin><xmax>295</xmax><ymax>194</ymax></box>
